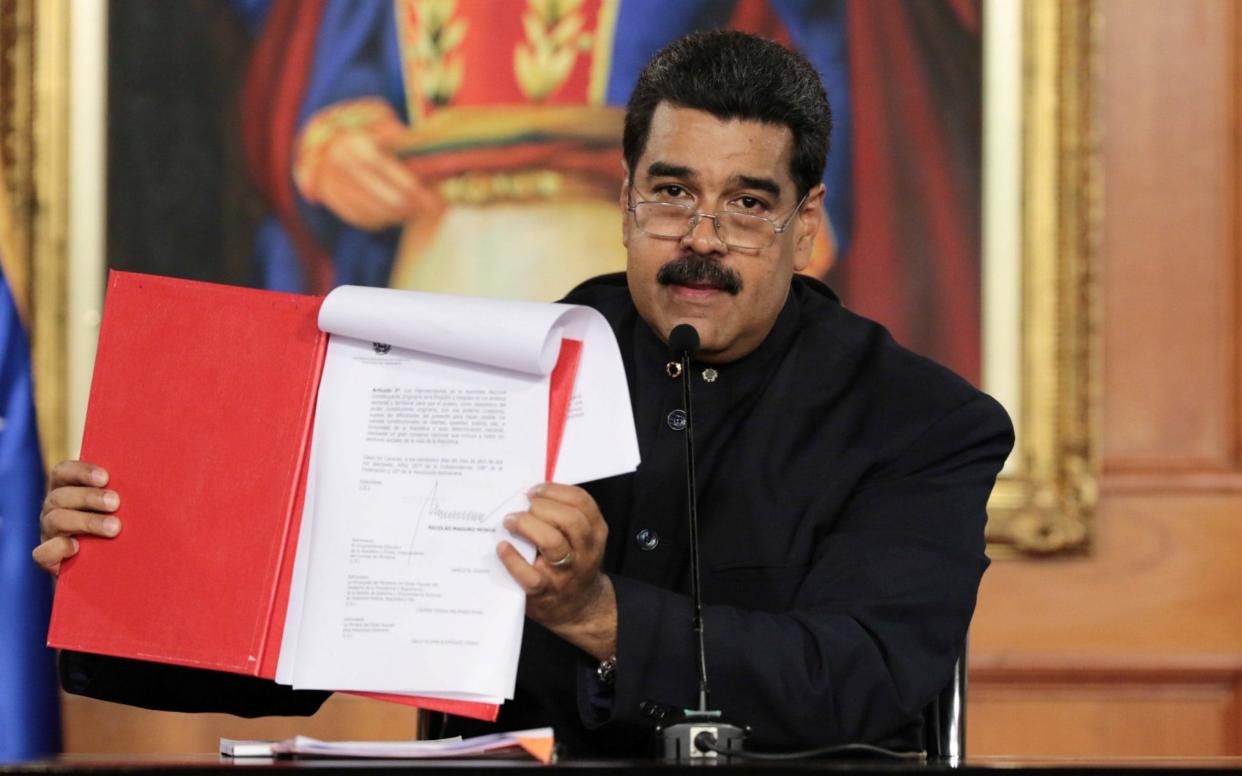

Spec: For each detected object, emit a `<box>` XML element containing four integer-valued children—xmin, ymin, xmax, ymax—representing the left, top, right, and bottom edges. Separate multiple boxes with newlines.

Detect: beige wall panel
<box><xmin>974</xmin><ymin>495</ymin><xmax>1242</xmax><ymax>654</ymax></box>
<box><xmin>969</xmin><ymin>683</ymin><xmax>1237</xmax><ymax>756</ymax></box>
<box><xmin>62</xmin><ymin>694</ymin><xmax>420</xmax><ymax>754</ymax></box>
<box><xmin>1100</xmin><ymin>0</ymin><xmax>1238</xmax><ymax>470</ymax></box>
<box><xmin>969</xmin><ymin>1</ymin><xmax>1242</xmax><ymax>757</ymax></box>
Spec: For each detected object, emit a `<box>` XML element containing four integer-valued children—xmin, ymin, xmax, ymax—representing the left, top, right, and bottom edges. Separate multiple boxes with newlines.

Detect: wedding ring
<box><xmin>548</xmin><ymin>550</ymin><xmax>576</xmax><ymax>568</ymax></box>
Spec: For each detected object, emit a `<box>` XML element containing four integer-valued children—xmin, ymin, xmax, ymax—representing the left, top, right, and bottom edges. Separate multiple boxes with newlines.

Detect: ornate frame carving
<box><xmin>12</xmin><ymin>3</ymin><xmax>1099</xmax><ymax>554</ymax></box>
<box><xmin>0</xmin><ymin>0</ymin><xmax>36</xmax><ymax>310</ymax></box>
<box><xmin>2</xmin><ymin>0</ymin><xmax>69</xmax><ymax>465</ymax></box>
<box><xmin>986</xmin><ymin>0</ymin><xmax>1099</xmax><ymax>555</ymax></box>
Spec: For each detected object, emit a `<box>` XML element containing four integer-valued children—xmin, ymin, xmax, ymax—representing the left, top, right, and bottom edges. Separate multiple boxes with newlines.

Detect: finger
<box><xmin>497</xmin><ymin>541</ymin><xmax>546</xmax><ymax>594</ymax></box>
<box><xmin>320</xmin><ymin>172</ymin><xmax>398</xmax><ymax>216</ymax></box>
<box><xmin>531</xmin><ymin>483</ymin><xmax>607</xmax><ymax>547</ymax></box>
<box><xmin>319</xmin><ymin>143</ymin><xmax>438</xmax><ymax>226</ymax></box>
<box><xmin>331</xmin><ymin>136</ymin><xmax>419</xmax><ymax>204</ymax></box>
<box><xmin>360</xmin><ymin>152</ymin><xmax>422</xmax><ymax>201</ymax></box>
<box><xmin>345</xmin><ymin>165</ymin><xmax>412</xmax><ymax>211</ymax></box>
<box><xmin>32</xmin><ymin>536</ymin><xmax>79</xmax><ymax>575</ymax></box>
<box><xmin>345</xmin><ymin>132</ymin><xmax>421</xmax><ymax>193</ymax></box>
<box><xmin>529</xmin><ymin>482</ymin><xmax>598</xmax><ymax>513</ymax></box>
<box><xmin>526</xmin><ymin>486</ymin><xmax>603</xmax><ymax>548</ymax></box>
<box><xmin>503</xmin><ymin>512</ymin><xmax>571</xmax><ymax>562</ymax></box>
<box><xmin>526</xmin><ymin>497</ymin><xmax>593</xmax><ymax>548</ymax></box>
<box><xmin>321</xmin><ymin>175</ymin><xmax>413</xmax><ymax>229</ymax></box>
<box><xmin>45</xmin><ymin>486</ymin><xmax>119</xmax><ymax>514</ymax></box>
<box><xmin>41</xmin><ymin>508</ymin><xmax>121</xmax><ymax>542</ymax></box>
<box><xmin>49</xmin><ymin>461</ymin><xmax>109</xmax><ymax>490</ymax></box>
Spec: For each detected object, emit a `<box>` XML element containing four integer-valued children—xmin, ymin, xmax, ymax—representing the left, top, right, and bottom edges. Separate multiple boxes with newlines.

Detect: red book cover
<box><xmin>48</xmin><ymin>271</ymin><xmax>326</xmax><ymax>676</ymax></box>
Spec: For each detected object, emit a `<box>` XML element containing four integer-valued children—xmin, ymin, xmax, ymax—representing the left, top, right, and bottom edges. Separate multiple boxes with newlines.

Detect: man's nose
<box><xmin>681</xmin><ymin>213</ymin><xmax>726</xmax><ymax>254</ymax></box>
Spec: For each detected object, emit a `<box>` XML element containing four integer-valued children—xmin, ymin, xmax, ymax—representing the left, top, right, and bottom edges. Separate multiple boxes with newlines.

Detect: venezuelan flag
<box><xmin>0</xmin><ymin>261</ymin><xmax>60</xmax><ymax>762</ymax></box>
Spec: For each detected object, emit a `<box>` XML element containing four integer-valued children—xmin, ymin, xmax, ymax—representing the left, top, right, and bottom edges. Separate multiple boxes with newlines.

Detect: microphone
<box><xmin>667</xmin><ymin>325</ymin><xmax>707</xmax><ymax>710</ymax></box>
<box><xmin>657</xmin><ymin>323</ymin><xmax>749</xmax><ymax>762</ymax></box>
<box><xmin>668</xmin><ymin>323</ymin><xmax>700</xmax><ymax>359</ymax></box>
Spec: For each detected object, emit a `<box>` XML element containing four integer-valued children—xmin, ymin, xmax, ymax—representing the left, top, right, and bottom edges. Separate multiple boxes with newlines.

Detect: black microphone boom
<box><xmin>670</xmin><ymin>324</ymin><xmax>707</xmax><ymax>712</ymax></box>
<box><xmin>657</xmin><ymin>323</ymin><xmax>748</xmax><ymax>762</ymax></box>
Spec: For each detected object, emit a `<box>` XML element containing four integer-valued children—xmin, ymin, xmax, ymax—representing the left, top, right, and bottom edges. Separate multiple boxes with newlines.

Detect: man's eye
<box><xmin>657</xmin><ymin>185</ymin><xmax>687</xmax><ymax>199</ymax></box>
<box><xmin>735</xmin><ymin>196</ymin><xmax>765</xmax><ymax>211</ymax></box>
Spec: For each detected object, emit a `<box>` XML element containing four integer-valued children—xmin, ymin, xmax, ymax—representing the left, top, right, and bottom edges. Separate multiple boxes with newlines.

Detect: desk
<box><xmin>5</xmin><ymin>756</ymin><xmax>1242</xmax><ymax>774</ymax></box>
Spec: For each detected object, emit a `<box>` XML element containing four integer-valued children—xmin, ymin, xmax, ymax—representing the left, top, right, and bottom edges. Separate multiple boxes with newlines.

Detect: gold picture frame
<box><xmin>2</xmin><ymin>0</ymin><xmax>70</xmax><ymax>466</ymax></box>
<box><xmin>12</xmin><ymin>1</ymin><xmax>1099</xmax><ymax>556</ymax></box>
<box><xmin>985</xmin><ymin>1</ymin><xmax>1098</xmax><ymax>555</ymax></box>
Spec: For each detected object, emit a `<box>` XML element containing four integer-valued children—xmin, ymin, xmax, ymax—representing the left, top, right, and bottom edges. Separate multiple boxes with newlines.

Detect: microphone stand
<box><xmin>657</xmin><ymin>325</ymin><xmax>749</xmax><ymax>762</ymax></box>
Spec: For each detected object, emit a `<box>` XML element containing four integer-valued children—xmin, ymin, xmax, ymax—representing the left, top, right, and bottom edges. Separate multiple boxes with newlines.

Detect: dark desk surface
<box><xmin>5</xmin><ymin>755</ymin><xmax>1242</xmax><ymax>774</ymax></box>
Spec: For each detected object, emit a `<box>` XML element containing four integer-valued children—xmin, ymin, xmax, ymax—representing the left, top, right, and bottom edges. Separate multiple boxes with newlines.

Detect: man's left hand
<box><xmin>497</xmin><ymin>483</ymin><xmax>616</xmax><ymax>661</ymax></box>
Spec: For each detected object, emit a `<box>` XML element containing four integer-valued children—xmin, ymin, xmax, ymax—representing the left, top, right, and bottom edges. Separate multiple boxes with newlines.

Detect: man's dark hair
<box><xmin>622</xmin><ymin>30</ymin><xmax>832</xmax><ymax>199</ymax></box>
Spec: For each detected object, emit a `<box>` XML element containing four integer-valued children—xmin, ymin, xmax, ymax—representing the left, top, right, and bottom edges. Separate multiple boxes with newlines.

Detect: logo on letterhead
<box><xmin>373</xmin><ymin>342</ymin><xmax>392</xmax><ymax>354</ymax></box>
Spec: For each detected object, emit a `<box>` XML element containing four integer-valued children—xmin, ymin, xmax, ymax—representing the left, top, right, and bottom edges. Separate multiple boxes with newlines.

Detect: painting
<box><xmin>99</xmin><ymin>0</ymin><xmax>980</xmax><ymax>377</ymax></box>
<box><xmin>11</xmin><ymin>0</ymin><xmax>1098</xmax><ymax>554</ymax></box>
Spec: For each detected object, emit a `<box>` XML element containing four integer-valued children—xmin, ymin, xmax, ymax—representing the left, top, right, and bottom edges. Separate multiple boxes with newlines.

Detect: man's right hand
<box><xmin>33</xmin><ymin>461</ymin><xmax>122</xmax><ymax>577</ymax></box>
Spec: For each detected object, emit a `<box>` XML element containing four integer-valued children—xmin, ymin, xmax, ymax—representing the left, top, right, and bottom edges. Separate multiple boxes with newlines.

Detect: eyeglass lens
<box><xmin>634</xmin><ymin>203</ymin><xmax>774</xmax><ymax>249</ymax></box>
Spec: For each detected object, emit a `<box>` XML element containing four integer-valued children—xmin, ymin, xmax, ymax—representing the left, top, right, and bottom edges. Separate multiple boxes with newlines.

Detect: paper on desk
<box><xmin>220</xmin><ymin>738</ymin><xmax>282</xmax><ymax>757</ymax></box>
<box><xmin>223</xmin><ymin>727</ymin><xmax>553</xmax><ymax>763</ymax></box>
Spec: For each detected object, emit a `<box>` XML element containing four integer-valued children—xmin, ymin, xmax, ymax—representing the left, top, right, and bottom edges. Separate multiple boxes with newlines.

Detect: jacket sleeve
<box><xmin>584</xmin><ymin>393</ymin><xmax>1013</xmax><ymax>749</ymax></box>
<box><xmin>60</xmin><ymin>650</ymin><xmax>330</xmax><ymax>717</ymax></box>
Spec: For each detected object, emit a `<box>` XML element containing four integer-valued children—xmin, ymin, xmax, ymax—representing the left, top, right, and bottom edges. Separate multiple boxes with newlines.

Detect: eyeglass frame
<box><xmin>625</xmin><ymin>186</ymin><xmax>811</xmax><ymax>250</ymax></box>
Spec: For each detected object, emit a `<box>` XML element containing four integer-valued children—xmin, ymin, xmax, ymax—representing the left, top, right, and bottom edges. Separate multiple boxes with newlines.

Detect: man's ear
<box><xmin>793</xmin><ymin>184</ymin><xmax>826</xmax><ymax>272</ymax></box>
<box><xmin>619</xmin><ymin>165</ymin><xmax>632</xmax><ymax>247</ymax></box>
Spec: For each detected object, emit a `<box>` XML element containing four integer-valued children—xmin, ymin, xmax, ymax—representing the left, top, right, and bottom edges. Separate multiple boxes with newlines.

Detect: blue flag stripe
<box><xmin>0</xmin><ymin>261</ymin><xmax>61</xmax><ymax>762</ymax></box>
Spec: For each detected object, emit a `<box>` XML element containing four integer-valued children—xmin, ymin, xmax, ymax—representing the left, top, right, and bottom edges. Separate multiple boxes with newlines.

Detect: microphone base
<box><xmin>657</xmin><ymin>711</ymin><xmax>749</xmax><ymax>763</ymax></box>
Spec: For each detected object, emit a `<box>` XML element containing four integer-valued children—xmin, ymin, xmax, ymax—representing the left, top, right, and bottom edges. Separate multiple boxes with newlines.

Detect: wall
<box><xmin>969</xmin><ymin>0</ymin><xmax>1242</xmax><ymax>756</ymax></box>
<box><xmin>59</xmin><ymin>0</ymin><xmax>1242</xmax><ymax>756</ymax></box>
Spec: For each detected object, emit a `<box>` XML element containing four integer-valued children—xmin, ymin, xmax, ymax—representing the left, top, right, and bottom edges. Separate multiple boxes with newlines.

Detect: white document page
<box><xmin>318</xmin><ymin>286</ymin><xmax>568</xmax><ymax>374</ymax></box>
<box><xmin>550</xmin><ymin>308</ymin><xmax>640</xmax><ymax>482</ymax></box>
<box><xmin>276</xmin><ymin>286</ymin><xmax>640</xmax><ymax>700</ymax></box>
<box><xmin>277</xmin><ymin>356</ymin><xmax>504</xmax><ymax>704</ymax></box>
<box><xmin>273</xmin><ymin>420</ymin><xmax>322</xmax><ymax>687</ymax></box>
<box><xmin>288</xmin><ymin>339</ymin><xmax>543</xmax><ymax>697</ymax></box>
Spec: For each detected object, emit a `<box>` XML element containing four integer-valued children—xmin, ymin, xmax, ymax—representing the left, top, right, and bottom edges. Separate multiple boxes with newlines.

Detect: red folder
<box><xmin>48</xmin><ymin>271</ymin><xmax>580</xmax><ymax>722</ymax></box>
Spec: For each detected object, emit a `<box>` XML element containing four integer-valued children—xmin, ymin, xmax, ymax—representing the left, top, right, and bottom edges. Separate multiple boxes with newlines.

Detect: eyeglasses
<box><xmin>627</xmin><ymin>190</ymin><xmax>809</xmax><ymax>250</ymax></box>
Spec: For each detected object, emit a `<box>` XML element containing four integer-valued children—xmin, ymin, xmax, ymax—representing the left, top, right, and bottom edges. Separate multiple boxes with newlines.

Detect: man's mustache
<box><xmin>656</xmin><ymin>257</ymin><xmax>743</xmax><ymax>295</ymax></box>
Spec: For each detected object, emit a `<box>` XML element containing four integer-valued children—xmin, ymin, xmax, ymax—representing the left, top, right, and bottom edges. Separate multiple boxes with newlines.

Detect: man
<box><xmin>35</xmin><ymin>31</ymin><xmax>1012</xmax><ymax>756</ymax></box>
